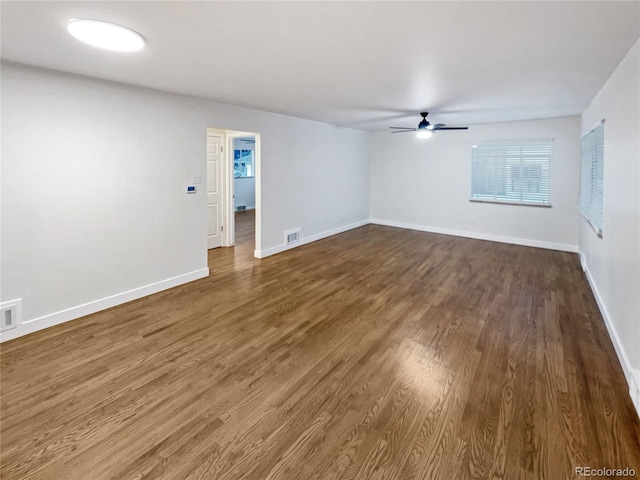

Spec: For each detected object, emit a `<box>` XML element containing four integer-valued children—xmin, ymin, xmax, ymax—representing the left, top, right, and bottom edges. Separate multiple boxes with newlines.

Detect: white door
<box><xmin>206</xmin><ymin>133</ymin><xmax>223</xmax><ymax>249</ymax></box>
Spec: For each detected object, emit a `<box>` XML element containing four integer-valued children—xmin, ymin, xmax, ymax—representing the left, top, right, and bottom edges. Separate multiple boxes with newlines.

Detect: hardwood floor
<box><xmin>234</xmin><ymin>209</ymin><xmax>255</xmax><ymax>248</ymax></box>
<box><xmin>1</xmin><ymin>223</ymin><xmax>639</xmax><ymax>479</ymax></box>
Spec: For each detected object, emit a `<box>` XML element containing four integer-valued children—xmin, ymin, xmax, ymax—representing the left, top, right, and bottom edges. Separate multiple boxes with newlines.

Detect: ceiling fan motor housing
<box><xmin>418</xmin><ymin>112</ymin><xmax>430</xmax><ymax>129</ymax></box>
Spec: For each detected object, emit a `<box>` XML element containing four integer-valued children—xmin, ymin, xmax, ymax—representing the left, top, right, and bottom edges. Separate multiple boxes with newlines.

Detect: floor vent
<box><xmin>284</xmin><ymin>228</ymin><xmax>301</xmax><ymax>245</ymax></box>
<box><xmin>236</xmin><ymin>205</ymin><xmax>247</xmax><ymax>211</ymax></box>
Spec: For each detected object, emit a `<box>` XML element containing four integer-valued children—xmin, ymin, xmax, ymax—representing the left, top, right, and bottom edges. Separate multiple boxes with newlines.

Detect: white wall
<box><xmin>579</xmin><ymin>39</ymin><xmax>640</xmax><ymax>407</ymax></box>
<box><xmin>370</xmin><ymin>116</ymin><xmax>581</xmax><ymax>251</ymax></box>
<box><xmin>1</xmin><ymin>62</ymin><xmax>370</xmax><ymax>340</ymax></box>
<box><xmin>234</xmin><ymin>178</ymin><xmax>255</xmax><ymax>210</ymax></box>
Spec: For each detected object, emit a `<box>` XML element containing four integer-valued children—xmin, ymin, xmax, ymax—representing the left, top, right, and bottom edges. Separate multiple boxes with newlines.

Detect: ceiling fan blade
<box><xmin>428</xmin><ymin>123</ymin><xmax>446</xmax><ymax>129</ymax></box>
<box><xmin>390</xmin><ymin>129</ymin><xmax>417</xmax><ymax>133</ymax></box>
<box><xmin>432</xmin><ymin>126</ymin><xmax>469</xmax><ymax>130</ymax></box>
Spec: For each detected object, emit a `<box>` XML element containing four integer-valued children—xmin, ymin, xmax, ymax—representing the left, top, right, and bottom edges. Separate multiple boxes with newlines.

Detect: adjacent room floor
<box><xmin>1</xmin><ymin>220</ymin><xmax>639</xmax><ymax>479</ymax></box>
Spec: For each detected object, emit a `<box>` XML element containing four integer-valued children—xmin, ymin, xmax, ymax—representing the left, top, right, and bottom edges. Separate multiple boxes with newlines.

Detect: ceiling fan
<box><xmin>390</xmin><ymin>112</ymin><xmax>468</xmax><ymax>138</ymax></box>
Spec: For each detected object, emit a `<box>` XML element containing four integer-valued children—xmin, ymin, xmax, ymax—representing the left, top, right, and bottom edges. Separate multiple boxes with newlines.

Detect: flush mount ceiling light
<box><xmin>67</xmin><ymin>19</ymin><xmax>144</xmax><ymax>52</ymax></box>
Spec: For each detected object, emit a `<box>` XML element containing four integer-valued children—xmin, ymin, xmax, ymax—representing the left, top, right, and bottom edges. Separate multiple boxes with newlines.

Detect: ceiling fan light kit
<box><xmin>390</xmin><ymin>112</ymin><xmax>469</xmax><ymax>139</ymax></box>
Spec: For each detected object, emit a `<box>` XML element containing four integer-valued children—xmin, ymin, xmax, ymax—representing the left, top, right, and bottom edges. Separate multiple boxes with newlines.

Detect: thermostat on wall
<box><xmin>186</xmin><ymin>186</ymin><xmax>197</xmax><ymax>194</ymax></box>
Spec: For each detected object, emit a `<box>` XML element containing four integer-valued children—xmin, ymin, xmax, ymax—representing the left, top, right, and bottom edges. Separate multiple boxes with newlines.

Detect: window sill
<box><xmin>469</xmin><ymin>199</ymin><xmax>551</xmax><ymax>208</ymax></box>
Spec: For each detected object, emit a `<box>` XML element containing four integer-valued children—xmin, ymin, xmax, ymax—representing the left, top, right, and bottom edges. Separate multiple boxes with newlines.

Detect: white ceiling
<box><xmin>2</xmin><ymin>1</ymin><xmax>639</xmax><ymax>131</ymax></box>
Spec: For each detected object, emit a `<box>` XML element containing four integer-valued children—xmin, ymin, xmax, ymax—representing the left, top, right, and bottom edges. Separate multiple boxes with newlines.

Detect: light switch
<box><xmin>192</xmin><ymin>174</ymin><xmax>203</xmax><ymax>184</ymax></box>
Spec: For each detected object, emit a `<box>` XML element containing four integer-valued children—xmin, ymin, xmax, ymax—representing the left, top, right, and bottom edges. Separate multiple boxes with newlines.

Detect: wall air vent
<box><xmin>284</xmin><ymin>228</ymin><xmax>301</xmax><ymax>245</ymax></box>
<box><xmin>236</xmin><ymin>205</ymin><xmax>247</xmax><ymax>211</ymax></box>
<box><xmin>0</xmin><ymin>299</ymin><xmax>22</xmax><ymax>332</ymax></box>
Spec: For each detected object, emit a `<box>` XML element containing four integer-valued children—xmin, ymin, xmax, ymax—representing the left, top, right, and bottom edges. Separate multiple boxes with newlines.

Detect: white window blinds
<box><xmin>471</xmin><ymin>141</ymin><xmax>552</xmax><ymax>205</ymax></box>
<box><xmin>579</xmin><ymin>122</ymin><xmax>604</xmax><ymax>236</ymax></box>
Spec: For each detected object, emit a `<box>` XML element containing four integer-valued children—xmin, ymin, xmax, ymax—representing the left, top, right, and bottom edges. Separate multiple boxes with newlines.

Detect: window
<box><xmin>471</xmin><ymin>141</ymin><xmax>552</xmax><ymax>206</ymax></box>
<box><xmin>579</xmin><ymin>122</ymin><xmax>604</xmax><ymax>236</ymax></box>
<box><xmin>234</xmin><ymin>149</ymin><xmax>253</xmax><ymax>178</ymax></box>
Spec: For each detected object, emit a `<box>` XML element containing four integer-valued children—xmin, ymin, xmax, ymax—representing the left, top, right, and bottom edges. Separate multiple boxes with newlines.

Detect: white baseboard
<box><xmin>582</xmin><ymin>259</ymin><xmax>640</xmax><ymax>418</ymax></box>
<box><xmin>254</xmin><ymin>219</ymin><xmax>369</xmax><ymax>259</ymax></box>
<box><xmin>631</xmin><ymin>369</ymin><xmax>640</xmax><ymax>415</ymax></box>
<box><xmin>579</xmin><ymin>251</ymin><xmax>587</xmax><ymax>271</ymax></box>
<box><xmin>0</xmin><ymin>268</ymin><xmax>210</xmax><ymax>343</ymax></box>
<box><xmin>369</xmin><ymin>218</ymin><xmax>579</xmax><ymax>253</ymax></box>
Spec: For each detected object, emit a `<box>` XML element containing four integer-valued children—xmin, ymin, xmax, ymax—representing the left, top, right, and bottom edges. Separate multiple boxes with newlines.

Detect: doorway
<box><xmin>231</xmin><ymin>136</ymin><xmax>256</xmax><ymax>250</ymax></box>
<box><xmin>205</xmin><ymin>128</ymin><xmax>261</xmax><ymax>257</ymax></box>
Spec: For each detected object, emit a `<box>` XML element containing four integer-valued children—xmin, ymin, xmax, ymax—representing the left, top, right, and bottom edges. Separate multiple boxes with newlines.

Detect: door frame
<box><xmin>222</xmin><ymin>130</ymin><xmax>261</xmax><ymax>251</ymax></box>
<box><xmin>208</xmin><ymin>128</ymin><xmax>262</xmax><ymax>256</ymax></box>
<box><xmin>205</xmin><ymin>127</ymin><xmax>261</xmax><ymax>254</ymax></box>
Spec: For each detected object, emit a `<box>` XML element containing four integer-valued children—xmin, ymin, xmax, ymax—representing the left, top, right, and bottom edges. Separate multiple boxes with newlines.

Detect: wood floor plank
<box><xmin>2</xmin><ymin>214</ymin><xmax>639</xmax><ymax>479</ymax></box>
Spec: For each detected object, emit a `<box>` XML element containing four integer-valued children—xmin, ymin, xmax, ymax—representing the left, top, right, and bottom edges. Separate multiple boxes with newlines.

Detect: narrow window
<box><xmin>578</xmin><ymin>122</ymin><xmax>604</xmax><ymax>236</ymax></box>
